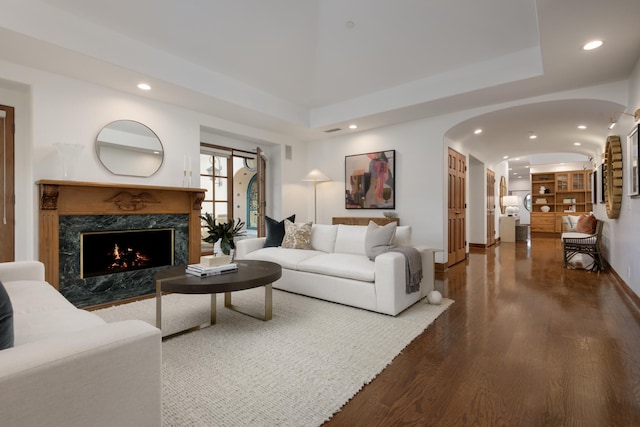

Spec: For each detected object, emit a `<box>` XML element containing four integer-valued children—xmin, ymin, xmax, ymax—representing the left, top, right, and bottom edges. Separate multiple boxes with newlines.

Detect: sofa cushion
<box><xmin>242</xmin><ymin>247</ymin><xmax>324</xmax><ymax>270</ymax></box>
<box><xmin>13</xmin><ymin>308</ymin><xmax>106</xmax><ymax>346</ymax></box>
<box><xmin>281</xmin><ymin>220</ymin><xmax>313</xmax><ymax>249</ymax></box>
<box><xmin>392</xmin><ymin>226</ymin><xmax>412</xmax><ymax>247</ymax></box>
<box><xmin>2</xmin><ymin>280</ymin><xmax>76</xmax><ymax>314</ymax></box>
<box><xmin>334</xmin><ymin>224</ymin><xmax>367</xmax><ymax>255</ymax></box>
<box><xmin>298</xmin><ymin>253</ymin><xmax>375</xmax><ymax>282</ymax></box>
<box><xmin>311</xmin><ymin>224</ymin><xmax>339</xmax><ymax>253</ymax></box>
<box><xmin>0</xmin><ymin>281</ymin><xmax>14</xmax><ymax>350</ymax></box>
<box><xmin>264</xmin><ymin>214</ymin><xmax>296</xmax><ymax>247</ymax></box>
<box><xmin>576</xmin><ymin>213</ymin><xmax>597</xmax><ymax>234</ymax></box>
<box><xmin>365</xmin><ymin>221</ymin><xmax>397</xmax><ymax>260</ymax></box>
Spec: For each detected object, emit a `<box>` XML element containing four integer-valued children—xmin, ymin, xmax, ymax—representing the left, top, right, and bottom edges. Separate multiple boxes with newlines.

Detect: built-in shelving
<box><xmin>530</xmin><ymin>170</ymin><xmax>593</xmax><ymax>233</ymax></box>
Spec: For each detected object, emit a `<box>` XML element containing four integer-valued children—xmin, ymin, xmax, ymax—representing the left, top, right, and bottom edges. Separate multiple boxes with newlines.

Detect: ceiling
<box><xmin>1</xmin><ymin>0</ymin><xmax>640</xmax><ymax>172</ymax></box>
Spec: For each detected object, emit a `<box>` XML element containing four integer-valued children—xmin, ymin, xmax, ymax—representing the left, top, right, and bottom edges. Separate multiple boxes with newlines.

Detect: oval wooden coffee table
<box><xmin>154</xmin><ymin>260</ymin><xmax>282</xmax><ymax>336</ymax></box>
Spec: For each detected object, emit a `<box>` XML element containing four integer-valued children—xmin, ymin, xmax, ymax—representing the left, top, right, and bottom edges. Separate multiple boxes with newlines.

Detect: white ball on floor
<box><xmin>427</xmin><ymin>290</ymin><xmax>443</xmax><ymax>305</ymax></box>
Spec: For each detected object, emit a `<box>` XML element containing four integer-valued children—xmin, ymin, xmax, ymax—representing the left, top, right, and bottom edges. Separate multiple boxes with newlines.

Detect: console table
<box><xmin>500</xmin><ymin>216</ymin><xmax>520</xmax><ymax>242</ymax></box>
<box><xmin>332</xmin><ymin>217</ymin><xmax>399</xmax><ymax>226</ymax></box>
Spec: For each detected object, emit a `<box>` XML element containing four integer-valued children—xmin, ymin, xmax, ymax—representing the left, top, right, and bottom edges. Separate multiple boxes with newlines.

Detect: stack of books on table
<box><xmin>186</xmin><ymin>262</ymin><xmax>238</xmax><ymax>277</ymax></box>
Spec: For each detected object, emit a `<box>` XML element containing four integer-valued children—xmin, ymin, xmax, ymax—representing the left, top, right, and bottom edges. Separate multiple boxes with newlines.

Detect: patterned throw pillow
<box><xmin>281</xmin><ymin>220</ymin><xmax>313</xmax><ymax>250</ymax></box>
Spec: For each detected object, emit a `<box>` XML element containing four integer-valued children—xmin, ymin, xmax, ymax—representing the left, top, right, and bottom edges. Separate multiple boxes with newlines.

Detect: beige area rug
<box><xmin>95</xmin><ymin>289</ymin><xmax>453</xmax><ymax>426</ymax></box>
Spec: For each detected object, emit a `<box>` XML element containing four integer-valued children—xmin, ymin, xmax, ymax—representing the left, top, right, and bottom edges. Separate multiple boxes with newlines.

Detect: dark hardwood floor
<box><xmin>324</xmin><ymin>235</ymin><xmax>640</xmax><ymax>426</ymax></box>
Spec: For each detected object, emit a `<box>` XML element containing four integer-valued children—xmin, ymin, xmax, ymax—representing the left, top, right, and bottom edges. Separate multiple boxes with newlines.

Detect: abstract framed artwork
<box><xmin>345</xmin><ymin>150</ymin><xmax>395</xmax><ymax>209</ymax></box>
<box><xmin>592</xmin><ymin>169</ymin><xmax>598</xmax><ymax>204</ymax></box>
<box><xmin>600</xmin><ymin>162</ymin><xmax>606</xmax><ymax>203</ymax></box>
<box><xmin>628</xmin><ymin>124</ymin><xmax>639</xmax><ymax>196</ymax></box>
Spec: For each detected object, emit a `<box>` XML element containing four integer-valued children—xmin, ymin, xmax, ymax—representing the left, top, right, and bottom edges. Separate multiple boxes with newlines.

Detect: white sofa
<box><xmin>0</xmin><ymin>261</ymin><xmax>162</xmax><ymax>427</ymax></box>
<box><xmin>236</xmin><ymin>224</ymin><xmax>435</xmax><ymax>316</ymax></box>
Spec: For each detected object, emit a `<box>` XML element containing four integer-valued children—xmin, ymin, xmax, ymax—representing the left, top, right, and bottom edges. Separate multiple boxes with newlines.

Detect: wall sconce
<box><xmin>609</xmin><ymin>108</ymin><xmax>640</xmax><ymax>129</ymax></box>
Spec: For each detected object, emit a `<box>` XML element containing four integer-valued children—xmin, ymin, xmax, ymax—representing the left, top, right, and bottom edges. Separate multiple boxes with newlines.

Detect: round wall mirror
<box><xmin>96</xmin><ymin>120</ymin><xmax>164</xmax><ymax>177</ymax></box>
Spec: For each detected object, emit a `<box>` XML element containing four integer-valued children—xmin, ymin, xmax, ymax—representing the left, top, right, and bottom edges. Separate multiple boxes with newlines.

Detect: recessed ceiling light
<box><xmin>513</xmin><ymin>172</ymin><xmax>518</xmax><ymax>175</ymax></box>
<box><xmin>573</xmin><ymin>142</ymin><xmax>582</xmax><ymax>146</ymax></box>
<box><xmin>503</xmin><ymin>155</ymin><xmax>509</xmax><ymax>159</ymax></box>
<box><xmin>525</xmin><ymin>165</ymin><xmax>530</xmax><ymax>168</ymax></box>
<box><xmin>137</xmin><ymin>83</ymin><xmax>151</xmax><ymax>91</ymax></box>
<box><xmin>514</xmin><ymin>158</ymin><xmax>520</xmax><ymax>161</ymax></box>
<box><xmin>348</xmin><ymin>124</ymin><xmax>358</xmax><ymax>129</ymax></box>
<box><xmin>582</xmin><ymin>40</ymin><xmax>603</xmax><ymax>51</ymax></box>
<box><xmin>474</xmin><ymin>129</ymin><xmax>482</xmax><ymax>135</ymax></box>
<box><xmin>346</xmin><ymin>21</ymin><xmax>355</xmax><ymax>29</ymax></box>
<box><xmin>578</xmin><ymin>125</ymin><xmax>587</xmax><ymax>130</ymax></box>
<box><xmin>529</xmin><ymin>134</ymin><xmax>537</xmax><ymax>140</ymax></box>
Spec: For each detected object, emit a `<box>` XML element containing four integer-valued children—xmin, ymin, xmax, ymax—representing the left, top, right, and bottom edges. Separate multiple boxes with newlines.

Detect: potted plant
<box><xmin>200</xmin><ymin>213</ymin><xmax>246</xmax><ymax>256</ymax></box>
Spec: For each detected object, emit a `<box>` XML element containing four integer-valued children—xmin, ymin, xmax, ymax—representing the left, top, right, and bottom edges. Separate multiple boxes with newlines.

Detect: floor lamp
<box><xmin>302</xmin><ymin>169</ymin><xmax>330</xmax><ymax>223</ymax></box>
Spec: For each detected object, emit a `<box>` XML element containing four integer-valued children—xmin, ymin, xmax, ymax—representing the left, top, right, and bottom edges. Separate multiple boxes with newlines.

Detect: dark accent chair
<box><xmin>562</xmin><ymin>219</ymin><xmax>604</xmax><ymax>271</ymax></box>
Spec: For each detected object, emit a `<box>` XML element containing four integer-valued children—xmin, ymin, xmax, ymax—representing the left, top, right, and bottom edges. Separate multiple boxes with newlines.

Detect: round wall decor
<box><xmin>604</xmin><ymin>135</ymin><xmax>623</xmax><ymax>219</ymax></box>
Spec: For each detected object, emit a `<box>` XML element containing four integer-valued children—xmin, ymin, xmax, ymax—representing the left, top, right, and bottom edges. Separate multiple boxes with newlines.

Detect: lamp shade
<box><xmin>302</xmin><ymin>169</ymin><xmax>330</xmax><ymax>182</ymax></box>
<box><xmin>502</xmin><ymin>195</ymin><xmax>519</xmax><ymax>207</ymax></box>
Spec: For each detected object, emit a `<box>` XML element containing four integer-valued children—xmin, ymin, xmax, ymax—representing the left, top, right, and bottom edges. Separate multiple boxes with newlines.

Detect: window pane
<box><xmin>201</xmin><ymin>202</ymin><xmax>214</xmax><ymax>216</ymax></box>
<box><xmin>200</xmin><ymin>154</ymin><xmax>214</xmax><ymax>176</ymax></box>
<box><xmin>215</xmin><ymin>178</ymin><xmax>228</xmax><ymax>201</ymax></box>
<box><xmin>201</xmin><ymin>176</ymin><xmax>213</xmax><ymax>196</ymax></box>
<box><xmin>215</xmin><ymin>156</ymin><xmax>228</xmax><ymax>177</ymax></box>
<box><xmin>215</xmin><ymin>202</ymin><xmax>228</xmax><ymax>223</ymax></box>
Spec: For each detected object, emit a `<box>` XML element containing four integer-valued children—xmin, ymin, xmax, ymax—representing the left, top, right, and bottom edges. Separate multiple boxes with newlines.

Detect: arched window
<box><xmin>246</xmin><ymin>174</ymin><xmax>258</xmax><ymax>230</ymax></box>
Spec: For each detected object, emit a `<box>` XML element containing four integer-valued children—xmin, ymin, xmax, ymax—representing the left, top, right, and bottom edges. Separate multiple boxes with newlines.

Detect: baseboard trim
<box><xmin>605</xmin><ymin>259</ymin><xmax>640</xmax><ymax>315</ymax></box>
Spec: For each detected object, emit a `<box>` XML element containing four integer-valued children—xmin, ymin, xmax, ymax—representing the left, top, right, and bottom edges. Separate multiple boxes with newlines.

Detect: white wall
<box><xmin>307</xmin><ymin>118</ymin><xmax>450</xmax><ymax>255</ymax></box>
<box><xmin>0</xmin><ymin>59</ymin><xmax>305</xmax><ymax>260</ymax></box>
<box><xmin>603</xmin><ymin>56</ymin><xmax>640</xmax><ymax>291</ymax></box>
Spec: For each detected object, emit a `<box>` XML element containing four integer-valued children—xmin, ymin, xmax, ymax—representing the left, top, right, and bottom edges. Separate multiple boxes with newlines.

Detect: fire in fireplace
<box><xmin>81</xmin><ymin>228</ymin><xmax>174</xmax><ymax>278</ymax></box>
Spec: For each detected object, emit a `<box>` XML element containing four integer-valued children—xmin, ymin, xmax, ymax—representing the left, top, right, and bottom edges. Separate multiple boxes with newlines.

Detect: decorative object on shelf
<box><xmin>540</xmin><ymin>205</ymin><xmax>551</xmax><ymax>212</ymax></box>
<box><xmin>539</xmin><ymin>185</ymin><xmax>546</xmax><ymax>194</ymax></box>
<box><xmin>54</xmin><ymin>142</ymin><xmax>84</xmax><ymax>180</ymax></box>
<box><xmin>95</xmin><ymin>120</ymin><xmax>163</xmax><ymax>177</ymax></box>
<box><xmin>183</xmin><ymin>155</ymin><xmax>192</xmax><ymax>187</ymax></box>
<box><xmin>604</xmin><ymin>135</ymin><xmax>623</xmax><ymax>219</ymax></box>
<box><xmin>536</xmin><ymin>198</ymin><xmax>547</xmax><ymax>204</ymax></box>
<box><xmin>345</xmin><ymin>150</ymin><xmax>395</xmax><ymax>209</ymax></box>
<box><xmin>382</xmin><ymin>211</ymin><xmax>397</xmax><ymax>218</ymax></box>
<box><xmin>200</xmin><ymin>213</ymin><xmax>246</xmax><ymax>255</ymax></box>
<box><xmin>301</xmin><ymin>169</ymin><xmax>331</xmax><ymax>223</ymax></box>
<box><xmin>502</xmin><ymin>195</ymin><xmax>520</xmax><ymax>216</ymax></box>
<box><xmin>627</xmin><ymin>124</ymin><xmax>639</xmax><ymax>196</ymax></box>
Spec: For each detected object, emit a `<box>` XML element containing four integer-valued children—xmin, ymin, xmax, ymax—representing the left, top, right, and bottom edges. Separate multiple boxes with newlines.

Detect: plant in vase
<box><xmin>200</xmin><ymin>213</ymin><xmax>246</xmax><ymax>256</ymax></box>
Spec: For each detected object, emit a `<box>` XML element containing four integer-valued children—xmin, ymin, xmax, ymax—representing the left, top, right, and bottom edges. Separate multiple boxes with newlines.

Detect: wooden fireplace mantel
<box><xmin>37</xmin><ymin>180</ymin><xmax>206</xmax><ymax>288</ymax></box>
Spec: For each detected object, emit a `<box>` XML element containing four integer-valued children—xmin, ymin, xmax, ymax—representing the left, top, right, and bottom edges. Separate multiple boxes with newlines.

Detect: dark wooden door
<box><xmin>487</xmin><ymin>168</ymin><xmax>496</xmax><ymax>246</ymax></box>
<box><xmin>448</xmin><ymin>148</ymin><xmax>466</xmax><ymax>266</ymax></box>
<box><xmin>256</xmin><ymin>147</ymin><xmax>266</xmax><ymax>237</ymax></box>
<box><xmin>0</xmin><ymin>105</ymin><xmax>15</xmax><ymax>262</ymax></box>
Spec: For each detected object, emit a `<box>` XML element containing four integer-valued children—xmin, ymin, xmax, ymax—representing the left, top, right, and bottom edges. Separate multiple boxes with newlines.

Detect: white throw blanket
<box><xmin>390</xmin><ymin>247</ymin><xmax>423</xmax><ymax>293</ymax></box>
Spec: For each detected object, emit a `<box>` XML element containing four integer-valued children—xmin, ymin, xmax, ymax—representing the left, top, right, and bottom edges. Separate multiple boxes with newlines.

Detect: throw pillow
<box><xmin>0</xmin><ymin>281</ymin><xmax>14</xmax><ymax>350</ymax></box>
<box><xmin>576</xmin><ymin>213</ymin><xmax>597</xmax><ymax>234</ymax></box>
<box><xmin>264</xmin><ymin>214</ymin><xmax>296</xmax><ymax>247</ymax></box>
<box><xmin>364</xmin><ymin>221</ymin><xmax>397</xmax><ymax>260</ymax></box>
<box><xmin>281</xmin><ymin>220</ymin><xmax>313</xmax><ymax>250</ymax></box>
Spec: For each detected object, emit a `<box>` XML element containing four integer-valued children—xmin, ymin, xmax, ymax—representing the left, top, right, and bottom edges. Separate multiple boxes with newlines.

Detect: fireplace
<box><xmin>38</xmin><ymin>180</ymin><xmax>205</xmax><ymax>309</ymax></box>
<box><xmin>81</xmin><ymin>228</ymin><xmax>174</xmax><ymax>278</ymax></box>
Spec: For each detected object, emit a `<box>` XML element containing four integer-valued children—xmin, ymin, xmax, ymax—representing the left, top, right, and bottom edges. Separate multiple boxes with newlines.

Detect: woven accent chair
<box><xmin>562</xmin><ymin>219</ymin><xmax>604</xmax><ymax>271</ymax></box>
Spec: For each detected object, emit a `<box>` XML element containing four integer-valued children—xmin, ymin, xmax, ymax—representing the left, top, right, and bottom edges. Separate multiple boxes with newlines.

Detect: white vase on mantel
<box><xmin>54</xmin><ymin>142</ymin><xmax>84</xmax><ymax>180</ymax></box>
